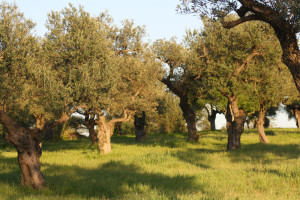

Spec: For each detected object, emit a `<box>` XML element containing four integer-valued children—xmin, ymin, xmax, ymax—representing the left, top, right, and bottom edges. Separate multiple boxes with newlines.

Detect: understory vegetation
<box><xmin>1</xmin><ymin>128</ymin><xmax>300</xmax><ymax>200</ymax></box>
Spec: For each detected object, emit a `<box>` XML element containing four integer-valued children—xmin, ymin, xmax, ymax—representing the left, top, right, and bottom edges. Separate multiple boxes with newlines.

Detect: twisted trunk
<box><xmin>225</xmin><ymin>96</ymin><xmax>245</xmax><ymax>150</ymax></box>
<box><xmin>96</xmin><ymin>110</ymin><xmax>134</xmax><ymax>154</ymax></box>
<box><xmin>0</xmin><ymin>111</ymin><xmax>45</xmax><ymax>189</ymax></box>
<box><xmin>257</xmin><ymin>104</ymin><xmax>269</xmax><ymax>144</ymax></box>
<box><xmin>96</xmin><ymin>116</ymin><xmax>113</xmax><ymax>154</ymax></box>
<box><xmin>134</xmin><ymin>111</ymin><xmax>146</xmax><ymax>142</ymax></box>
<box><xmin>85</xmin><ymin>114</ymin><xmax>97</xmax><ymax>145</ymax></box>
<box><xmin>89</xmin><ymin>127</ymin><xmax>98</xmax><ymax>145</ymax></box>
<box><xmin>208</xmin><ymin>109</ymin><xmax>218</xmax><ymax>131</ymax></box>
<box><xmin>179</xmin><ymin>96</ymin><xmax>199</xmax><ymax>142</ymax></box>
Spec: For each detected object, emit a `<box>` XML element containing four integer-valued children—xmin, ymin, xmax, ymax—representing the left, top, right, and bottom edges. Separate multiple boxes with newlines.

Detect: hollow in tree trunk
<box><xmin>257</xmin><ymin>103</ymin><xmax>269</xmax><ymax>144</ymax></box>
<box><xmin>134</xmin><ymin>111</ymin><xmax>146</xmax><ymax>142</ymax></box>
<box><xmin>225</xmin><ymin>96</ymin><xmax>245</xmax><ymax>150</ymax></box>
<box><xmin>0</xmin><ymin>111</ymin><xmax>45</xmax><ymax>189</ymax></box>
<box><xmin>179</xmin><ymin>96</ymin><xmax>199</xmax><ymax>142</ymax></box>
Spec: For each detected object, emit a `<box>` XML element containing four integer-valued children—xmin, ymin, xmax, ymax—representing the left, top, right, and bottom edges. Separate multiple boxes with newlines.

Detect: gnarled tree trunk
<box><xmin>85</xmin><ymin>114</ymin><xmax>97</xmax><ymax>145</ymax></box>
<box><xmin>294</xmin><ymin>108</ymin><xmax>300</xmax><ymax>132</ymax></box>
<box><xmin>96</xmin><ymin>116</ymin><xmax>113</xmax><ymax>154</ymax></box>
<box><xmin>88</xmin><ymin>126</ymin><xmax>97</xmax><ymax>145</ymax></box>
<box><xmin>257</xmin><ymin>103</ymin><xmax>269</xmax><ymax>144</ymax></box>
<box><xmin>225</xmin><ymin>96</ymin><xmax>245</xmax><ymax>150</ymax></box>
<box><xmin>208</xmin><ymin>108</ymin><xmax>219</xmax><ymax>131</ymax></box>
<box><xmin>208</xmin><ymin>114</ymin><xmax>216</xmax><ymax>131</ymax></box>
<box><xmin>179</xmin><ymin>96</ymin><xmax>199</xmax><ymax>142</ymax></box>
<box><xmin>96</xmin><ymin>110</ymin><xmax>134</xmax><ymax>154</ymax></box>
<box><xmin>0</xmin><ymin>111</ymin><xmax>45</xmax><ymax>189</ymax></box>
<box><xmin>134</xmin><ymin>111</ymin><xmax>146</xmax><ymax>142</ymax></box>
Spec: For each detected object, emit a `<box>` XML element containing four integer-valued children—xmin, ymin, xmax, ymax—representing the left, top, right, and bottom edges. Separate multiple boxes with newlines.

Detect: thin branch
<box><xmin>132</xmin><ymin>87</ymin><xmax>142</xmax><ymax>101</ymax></box>
<box><xmin>219</xmin><ymin>90</ymin><xmax>229</xmax><ymax>98</ymax></box>
<box><xmin>231</xmin><ymin>48</ymin><xmax>260</xmax><ymax>80</ymax></box>
<box><xmin>204</xmin><ymin>106</ymin><xmax>210</xmax><ymax>116</ymax></box>
<box><xmin>67</xmin><ymin>105</ymin><xmax>88</xmax><ymax>116</ymax></box>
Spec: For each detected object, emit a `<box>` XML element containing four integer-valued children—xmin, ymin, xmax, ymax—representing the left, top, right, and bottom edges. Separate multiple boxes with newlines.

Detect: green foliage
<box><xmin>198</xmin><ymin>17</ymin><xmax>286</xmax><ymax>112</ymax></box>
<box><xmin>44</xmin><ymin>4</ymin><xmax>163</xmax><ymax>119</ymax></box>
<box><xmin>0</xmin><ymin>1</ymin><xmax>64</xmax><ymax>125</ymax></box>
<box><xmin>1</xmin><ymin>129</ymin><xmax>300</xmax><ymax>199</ymax></box>
<box><xmin>150</xmin><ymin>92</ymin><xmax>186</xmax><ymax>133</ymax></box>
<box><xmin>44</xmin><ymin>4</ymin><xmax>115</xmax><ymax>109</ymax></box>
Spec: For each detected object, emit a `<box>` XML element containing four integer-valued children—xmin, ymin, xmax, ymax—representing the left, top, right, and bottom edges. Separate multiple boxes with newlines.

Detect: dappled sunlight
<box><xmin>42</xmin><ymin>161</ymin><xmax>202</xmax><ymax>199</ymax></box>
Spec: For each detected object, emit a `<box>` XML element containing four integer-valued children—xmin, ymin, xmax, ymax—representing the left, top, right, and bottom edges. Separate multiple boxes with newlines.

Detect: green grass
<box><xmin>1</xmin><ymin>128</ymin><xmax>300</xmax><ymax>200</ymax></box>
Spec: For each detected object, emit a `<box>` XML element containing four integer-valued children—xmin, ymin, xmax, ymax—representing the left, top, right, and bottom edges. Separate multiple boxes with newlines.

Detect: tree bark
<box><xmin>85</xmin><ymin>113</ymin><xmax>97</xmax><ymax>145</ymax></box>
<box><xmin>225</xmin><ymin>96</ymin><xmax>245</xmax><ymax>150</ymax></box>
<box><xmin>95</xmin><ymin>109</ymin><xmax>134</xmax><ymax>154</ymax></box>
<box><xmin>96</xmin><ymin>116</ymin><xmax>113</xmax><ymax>154</ymax></box>
<box><xmin>179</xmin><ymin>96</ymin><xmax>199</xmax><ymax>142</ymax></box>
<box><xmin>0</xmin><ymin>111</ymin><xmax>45</xmax><ymax>189</ymax></box>
<box><xmin>134</xmin><ymin>111</ymin><xmax>146</xmax><ymax>142</ymax></box>
<box><xmin>295</xmin><ymin>108</ymin><xmax>300</xmax><ymax>133</ymax></box>
<box><xmin>207</xmin><ymin>108</ymin><xmax>218</xmax><ymax>131</ymax></box>
<box><xmin>257</xmin><ymin>103</ymin><xmax>269</xmax><ymax>144</ymax></box>
<box><xmin>34</xmin><ymin>114</ymin><xmax>46</xmax><ymax>148</ymax></box>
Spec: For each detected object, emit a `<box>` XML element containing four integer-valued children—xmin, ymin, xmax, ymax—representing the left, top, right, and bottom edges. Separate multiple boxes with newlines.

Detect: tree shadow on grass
<box><xmin>112</xmin><ymin>132</ymin><xmax>227</xmax><ymax>149</ymax></box>
<box><xmin>265</xmin><ymin>131</ymin><xmax>276</xmax><ymax>136</ymax></box>
<box><xmin>227</xmin><ymin>143</ymin><xmax>300</xmax><ymax>164</ymax></box>
<box><xmin>0</xmin><ymin>154</ymin><xmax>21</xmax><ymax>199</ymax></box>
<box><xmin>0</xmin><ymin>160</ymin><xmax>205</xmax><ymax>199</ymax></box>
<box><xmin>172</xmin><ymin>148</ymin><xmax>224</xmax><ymax>169</ymax></box>
<box><xmin>112</xmin><ymin>134</ymin><xmax>190</xmax><ymax>149</ymax></box>
<box><xmin>41</xmin><ymin>139</ymin><xmax>93</xmax><ymax>152</ymax></box>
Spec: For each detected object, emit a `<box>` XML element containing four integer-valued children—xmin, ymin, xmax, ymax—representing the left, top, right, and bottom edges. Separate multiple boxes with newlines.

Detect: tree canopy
<box><xmin>179</xmin><ymin>0</ymin><xmax>300</xmax><ymax>94</ymax></box>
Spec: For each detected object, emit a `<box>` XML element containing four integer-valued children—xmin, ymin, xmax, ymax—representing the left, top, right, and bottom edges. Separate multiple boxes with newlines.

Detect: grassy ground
<box><xmin>0</xmin><ymin>128</ymin><xmax>300</xmax><ymax>200</ymax></box>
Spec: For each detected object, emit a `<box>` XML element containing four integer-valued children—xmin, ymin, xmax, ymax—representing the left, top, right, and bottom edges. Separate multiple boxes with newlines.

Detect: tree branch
<box><xmin>223</xmin><ymin>14</ymin><xmax>259</xmax><ymax>29</ymax></box>
<box><xmin>132</xmin><ymin>87</ymin><xmax>142</xmax><ymax>101</ymax></box>
<box><xmin>109</xmin><ymin>109</ymin><xmax>136</xmax><ymax>125</ymax></box>
<box><xmin>161</xmin><ymin>77</ymin><xmax>183</xmax><ymax>97</ymax></box>
<box><xmin>204</xmin><ymin>106</ymin><xmax>210</xmax><ymax>116</ymax></box>
<box><xmin>231</xmin><ymin>47</ymin><xmax>260</xmax><ymax>80</ymax></box>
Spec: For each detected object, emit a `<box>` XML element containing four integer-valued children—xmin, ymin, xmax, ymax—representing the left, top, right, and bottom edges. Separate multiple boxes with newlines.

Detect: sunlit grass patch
<box><xmin>0</xmin><ymin>128</ymin><xmax>300</xmax><ymax>199</ymax></box>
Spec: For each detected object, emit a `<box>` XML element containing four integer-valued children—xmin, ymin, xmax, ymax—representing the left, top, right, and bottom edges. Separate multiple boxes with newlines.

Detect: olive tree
<box><xmin>152</xmin><ymin>37</ymin><xmax>207</xmax><ymax>141</ymax></box>
<box><xmin>199</xmin><ymin>18</ymin><xmax>283</xmax><ymax>150</ymax></box>
<box><xmin>179</xmin><ymin>0</ymin><xmax>300</xmax><ymax>94</ymax></box>
<box><xmin>45</xmin><ymin>5</ymin><xmax>162</xmax><ymax>154</ymax></box>
<box><xmin>0</xmin><ymin>2</ymin><xmax>71</xmax><ymax>189</ymax></box>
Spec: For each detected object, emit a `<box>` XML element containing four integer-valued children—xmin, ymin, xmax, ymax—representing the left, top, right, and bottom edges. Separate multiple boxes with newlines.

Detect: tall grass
<box><xmin>0</xmin><ymin>128</ymin><xmax>300</xmax><ymax>199</ymax></box>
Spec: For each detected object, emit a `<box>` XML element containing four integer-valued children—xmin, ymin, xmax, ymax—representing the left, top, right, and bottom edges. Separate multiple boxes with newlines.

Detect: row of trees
<box><xmin>0</xmin><ymin>0</ymin><xmax>299</xmax><ymax>189</ymax></box>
